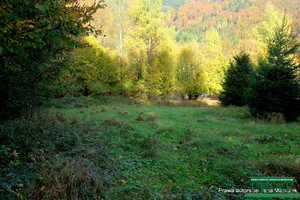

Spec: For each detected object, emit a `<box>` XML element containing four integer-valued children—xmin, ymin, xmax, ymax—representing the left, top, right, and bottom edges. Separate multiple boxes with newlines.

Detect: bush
<box><xmin>42</xmin><ymin>95</ymin><xmax>103</xmax><ymax>108</ymax></box>
<box><xmin>90</xmin><ymin>82</ymin><xmax>107</xmax><ymax>97</ymax></box>
<box><xmin>247</xmin><ymin>17</ymin><xmax>300</xmax><ymax>121</ymax></box>
<box><xmin>220</xmin><ymin>52</ymin><xmax>253</xmax><ymax>106</ymax></box>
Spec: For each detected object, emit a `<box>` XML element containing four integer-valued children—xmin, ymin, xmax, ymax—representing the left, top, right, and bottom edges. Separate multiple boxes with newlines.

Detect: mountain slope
<box><xmin>163</xmin><ymin>0</ymin><xmax>300</xmax><ymax>43</ymax></box>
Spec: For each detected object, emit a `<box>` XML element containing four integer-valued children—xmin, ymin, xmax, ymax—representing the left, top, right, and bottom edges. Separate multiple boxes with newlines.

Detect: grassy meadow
<box><xmin>2</xmin><ymin>0</ymin><xmax>300</xmax><ymax>199</ymax></box>
<box><xmin>1</xmin><ymin>96</ymin><xmax>299</xmax><ymax>199</ymax></box>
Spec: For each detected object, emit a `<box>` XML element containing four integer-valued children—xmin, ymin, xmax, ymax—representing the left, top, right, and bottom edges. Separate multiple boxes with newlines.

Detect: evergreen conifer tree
<box><xmin>220</xmin><ymin>52</ymin><xmax>253</xmax><ymax>106</ymax></box>
<box><xmin>247</xmin><ymin>17</ymin><xmax>300</xmax><ymax>121</ymax></box>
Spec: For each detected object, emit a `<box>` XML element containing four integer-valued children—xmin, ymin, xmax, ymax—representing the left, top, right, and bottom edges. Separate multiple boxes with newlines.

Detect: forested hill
<box><xmin>162</xmin><ymin>0</ymin><xmax>300</xmax><ymax>43</ymax></box>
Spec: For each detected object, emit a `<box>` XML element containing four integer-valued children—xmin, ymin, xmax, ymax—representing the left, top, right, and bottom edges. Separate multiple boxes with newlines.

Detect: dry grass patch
<box><xmin>156</xmin><ymin>99</ymin><xmax>219</xmax><ymax>107</ymax></box>
<box><xmin>265</xmin><ymin>112</ymin><xmax>286</xmax><ymax>123</ymax></box>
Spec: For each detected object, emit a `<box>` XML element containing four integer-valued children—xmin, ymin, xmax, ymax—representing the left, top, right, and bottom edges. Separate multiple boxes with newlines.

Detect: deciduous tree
<box><xmin>0</xmin><ymin>0</ymin><xmax>103</xmax><ymax>119</ymax></box>
<box><xmin>176</xmin><ymin>44</ymin><xmax>207</xmax><ymax>100</ymax></box>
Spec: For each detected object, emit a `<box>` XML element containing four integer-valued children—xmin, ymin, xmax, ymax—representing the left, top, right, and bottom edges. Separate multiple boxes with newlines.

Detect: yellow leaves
<box><xmin>81</xmin><ymin>60</ymin><xmax>90</xmax><ymax>64</ymax></box>
<box><xmin>83</xmin><ymin>35</ymin><xmax>102</xmax><ymax>49</ymax></box>
<box><xmin>15</xmin><ymin>21</ymin><xmax>24</xmax><ymax>27</ymax></box>
<box><xmin>24</xmin><ymin>20</ymin><xmax>36</xmax><ymax>24</ymax></box>
<box><xmin>121</xmin><ymin>178</ymin><xmax>126</xmax><ymax>186</ymax></box>
<box><xmin>226</xmin><ymin>136</ymin><xmax>232</xmax><ymax>143</ymax></box>
<box><xmin>15</xmin><ymin>20</ymin><xmax>35</xmax><ymax>26</ymax></box>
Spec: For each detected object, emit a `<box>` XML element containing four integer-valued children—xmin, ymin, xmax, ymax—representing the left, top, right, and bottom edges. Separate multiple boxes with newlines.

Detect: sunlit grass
<box><xmin>43</xmin><ymin>97</ymin><xmax>299</xmax><ymax>199</ymax></box>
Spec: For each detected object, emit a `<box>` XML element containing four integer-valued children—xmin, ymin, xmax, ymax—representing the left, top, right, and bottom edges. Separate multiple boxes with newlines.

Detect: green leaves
<box><xmin>0</xmin><ymin>0</ymin><xmax>102</xmax><ymax>119</ymax></box>
<box><xmin>175</xmin><ymin>44</ymin><xmax>207</xmax><ymax>99</ymax></box>
<box><xmin>220</xmin><ymin>52</ymin><xmax>254</xmax><ymax>106</ymax></box>
<box><xmin>248</xmin><ymin>16</ymin><xmax>300</xmax><ymax>121</ymax></box>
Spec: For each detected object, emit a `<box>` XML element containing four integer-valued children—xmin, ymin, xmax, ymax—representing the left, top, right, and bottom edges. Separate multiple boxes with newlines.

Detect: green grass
<box><xmin>48</xmin><ymin>97</ymin><xmax>299</xmax><ymax>199</ymax></box>
<box><xmin>1</xmin><ymin>96</ymin><xmax>299</xmax><ymax>199</ymax></box>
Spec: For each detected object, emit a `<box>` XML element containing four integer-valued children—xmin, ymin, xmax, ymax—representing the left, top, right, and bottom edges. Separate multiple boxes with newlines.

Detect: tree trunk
<box><xmin>181</xmin><ymin>94</ymin><xmax>185</xmax><ymax>100</ymax></box>
<box><xmin>118</xmin><ymin>0</ymin><xmax>123</xmax><ymax>58</ymax></box>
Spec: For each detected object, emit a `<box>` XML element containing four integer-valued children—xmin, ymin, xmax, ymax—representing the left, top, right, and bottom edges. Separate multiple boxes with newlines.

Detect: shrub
<box><xmin>220</xmin><ymin>52</ymin><xmax>254</xmax><ymax>106</ymax></box>
<box><xmin>90</xmin><ymin>82</ymin><xmax>107</xmax><ymax>97</ymax></box>
<box><xmin>42</xmin><ymin>95</ymin><xmax>102</xmax><ymax>108</ymax></box>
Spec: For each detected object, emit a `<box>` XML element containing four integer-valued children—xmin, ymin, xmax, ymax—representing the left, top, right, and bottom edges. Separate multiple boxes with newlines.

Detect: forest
<box><xmin>0</xmin><ymin>0</ymin><xmax>299</xmax><ymax>199</ymax></box>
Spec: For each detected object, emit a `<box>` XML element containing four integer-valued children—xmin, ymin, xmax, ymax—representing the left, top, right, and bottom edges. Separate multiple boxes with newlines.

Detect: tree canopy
<box><xmin>0</xmin><ymin>0</ymin><xmax>104</xmax><ymax>119</ymax></box>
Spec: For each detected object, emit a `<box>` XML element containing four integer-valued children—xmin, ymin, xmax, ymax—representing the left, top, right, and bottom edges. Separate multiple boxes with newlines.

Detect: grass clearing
<box><xmin>1</xmin><ymin>96</ymin><xmax>299</xmax><ymax>199</ymax></box>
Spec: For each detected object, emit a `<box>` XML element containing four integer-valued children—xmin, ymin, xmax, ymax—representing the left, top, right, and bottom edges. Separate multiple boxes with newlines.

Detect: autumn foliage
<box><xmin>0</xmin><ymin>0</ymin><xmax>104</xmax><ymax>119</ymax></box>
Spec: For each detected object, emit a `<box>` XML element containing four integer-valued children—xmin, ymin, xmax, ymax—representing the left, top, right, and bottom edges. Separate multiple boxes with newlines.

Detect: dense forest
<box><xmin>0</xmin><ymin>0</ymin><xmax>299</xmax><ymax>199</ymax></box>
<box><xmin>164</xmin><ymin>0</ymin><xmax>300</xmax><ymax>43</ymax></box>
<box><xmin>62</xmin><ymin>0</ymin><xmax>300</xmax><ymax>100</ymax></box>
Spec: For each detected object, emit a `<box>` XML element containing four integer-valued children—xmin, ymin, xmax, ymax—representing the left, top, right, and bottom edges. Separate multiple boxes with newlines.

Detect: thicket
<box><xmin>53</xmin><ymin>36</ymin><xmax>121</xmax><ymax>97</ymax></box>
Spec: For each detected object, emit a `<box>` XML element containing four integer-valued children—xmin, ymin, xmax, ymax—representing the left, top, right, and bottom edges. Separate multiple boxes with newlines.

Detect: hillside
<box><xmin>162</xmin><ymin>0</ymin><xmax>300</xmax><ymax>43</ymax></box>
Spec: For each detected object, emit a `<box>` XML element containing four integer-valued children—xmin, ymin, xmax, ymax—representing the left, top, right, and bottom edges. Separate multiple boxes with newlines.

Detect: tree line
<box><xmin>0</xmin><ymin>0</ymin><xmax>299</xmax><ymax>121</ymax></box>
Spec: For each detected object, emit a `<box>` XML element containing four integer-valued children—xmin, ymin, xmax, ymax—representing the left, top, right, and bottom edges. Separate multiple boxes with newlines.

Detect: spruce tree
<box><xmin>247</xmin><ymin>17</ymin><xmax>300</xmax><ymax>121</ymax></box>
<box><xmin>220</xmin><ymin>52</ymin><xmax>253</xmax><ymax>106</ymax></box>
